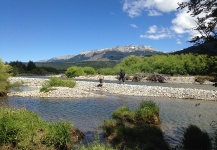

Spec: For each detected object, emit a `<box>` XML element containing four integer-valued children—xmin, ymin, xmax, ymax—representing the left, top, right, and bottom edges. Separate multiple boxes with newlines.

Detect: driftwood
<box><xmin>132</xmin><ymin>73</ymin><xmax>145</xmax><ymax>82</ymax></box>
<box><xmin>146</xmin><ymin>73</ymin><xmax>166</xmax><ymax>83</ymax></box>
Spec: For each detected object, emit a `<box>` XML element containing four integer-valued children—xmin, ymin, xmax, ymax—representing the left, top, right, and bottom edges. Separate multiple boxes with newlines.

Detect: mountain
<box><xmin>38</xmin><ymin>55</ymin><xmax>74</xmax><ymax>62</ymax></box>
<box><xmin>171</xmin><ymin>41</ymin><xmax>217</xmax><ymax>56</ymax></box>
<box><xmin>40</xmin><ymin>45</ymin><xmax>164</xmax><ymax>62</ymax></box>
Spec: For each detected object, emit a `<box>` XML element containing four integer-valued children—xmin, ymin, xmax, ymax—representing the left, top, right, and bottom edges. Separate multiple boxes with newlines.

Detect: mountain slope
<box><xmin>171</xmin><ymin>41</ymin><xmax>217</xmax><ymax>56</ymax></box>
<box><xmin>42</xmin><ymin>45</ymin><xmax>164</xmax><ymax>62</ymax></box>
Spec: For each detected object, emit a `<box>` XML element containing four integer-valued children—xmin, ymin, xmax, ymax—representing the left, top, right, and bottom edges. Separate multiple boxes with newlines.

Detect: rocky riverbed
<box><xmin>7</xmin><ymin>76</ymin><xmax>217</xmax><ymax>101</ymax></box>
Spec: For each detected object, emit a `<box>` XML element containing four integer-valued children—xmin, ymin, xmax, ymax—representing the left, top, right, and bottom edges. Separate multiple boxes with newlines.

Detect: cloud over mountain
<box><xmin>122</xmin><ymin>0</ymin><xmax>199</xmax><ymax>42</ymax></box>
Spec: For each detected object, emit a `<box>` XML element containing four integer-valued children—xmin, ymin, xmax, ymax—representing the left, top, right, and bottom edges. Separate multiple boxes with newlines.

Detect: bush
<box><xmin>40</xmin><ymin>77</ymin><xmax>76</xmax><ymax>92</ymax></box>
<box><xmin>112</xmin><ymin>101</ymin><xmax>160</xmax><ymax>126</ymax></box>
<box><xmin>65</xmin><ymin>66</ymin><xmax>85</xmax><ymax>78</ymax></box>
<box><xmin>182</xmin><ymin>124</ymin><xmax>212</xmax><ymax>150</ymax></box>
<box><xmin>42</xmin><ymin>122</ymin><xmax>72</xmax><ymax>149</ymax></box>
<box><xmin>49</xmin><ymin>77</ymin><xmax>76</xmax><ymax>88</ymax></box>
<box><xmin>0</xmin><ymin>60</ymin><xmax>11</xmax><ymax>96</ymax></box>
<box><xmin>83</xmin><ymin>67</ymin><xmax>96</xmax><ymax>75</ymax></box>
<box><xmin>97</xmin><ymin>68</ymin><xmax>117</xmax><ymax>75</ymax></box>
<box><xmin>0</xmin><ymin>108</ymin><xmax>83</xmax><ymax>149</ymax></box>
<box><xmin>103</xmin><ymin>101</ymin><xmax>168</xmax><ymax>150</ymax></box>
<box><xmin>78</xmin><ymin>140</ymin><xmax>115</xmax><ymax>150</ymax></box>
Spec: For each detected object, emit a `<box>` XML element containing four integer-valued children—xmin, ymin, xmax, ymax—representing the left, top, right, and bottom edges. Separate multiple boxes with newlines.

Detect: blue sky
<box><xmin>0</xmin><ymin>0</ymin><xmax>197</xmax><ymax>62</ymax></box>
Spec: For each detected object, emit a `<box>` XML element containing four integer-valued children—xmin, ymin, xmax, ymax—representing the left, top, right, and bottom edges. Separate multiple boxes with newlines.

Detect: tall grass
<box><xmin>78</xmin><ymin>141</ymin><xmax>115</xmax><ymax>150</ymax></box>
<box><xmin>40</xmin><ymin>77</ymin><xmax>76</xmax><ymax>92</ymax></box>
<box><xmin>112</xmin><ymin>101</ymin><xmax>160</xmax><ymax>125</ymax></box>
<box><xmin>103</xmin><ymin>101</ymin><xmax>169</xmax><ymax>150</ymax></box>
<box><xmin>0</xmin><ymin>107</ymin><xmax>82</xmax><ymax>149</ymax></box>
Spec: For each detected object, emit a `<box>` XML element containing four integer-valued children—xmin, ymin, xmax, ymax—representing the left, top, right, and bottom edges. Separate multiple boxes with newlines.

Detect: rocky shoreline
<box><xmin>7</xmin><ymin>76</ymin><xmax>217</xmax><ymax>101</ymax></box>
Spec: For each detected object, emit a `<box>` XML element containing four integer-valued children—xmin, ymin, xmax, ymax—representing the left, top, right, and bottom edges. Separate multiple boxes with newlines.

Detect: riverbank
<box><xmin>7</xmin><ymin>76</ymin><xmax>217</xmax><ymax>101</ymax></box>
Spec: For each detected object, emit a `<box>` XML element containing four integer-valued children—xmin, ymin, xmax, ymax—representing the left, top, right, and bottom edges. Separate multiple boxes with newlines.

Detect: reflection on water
<box><xmin>0</xmin><ymin>95</ymin><xmax>217</xmax><ymax>148</ymax></box>
<box><xmin>9</xmin><ymin>85</ymin><xmax>37</xmax><ymax>92</ymax></box>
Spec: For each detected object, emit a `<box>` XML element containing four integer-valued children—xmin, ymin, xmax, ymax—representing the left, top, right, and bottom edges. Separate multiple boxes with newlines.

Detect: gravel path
<box><xmin>7</xmin><ymin>76</ymin><xmax>217</xmax><ymax>101</ymax></box>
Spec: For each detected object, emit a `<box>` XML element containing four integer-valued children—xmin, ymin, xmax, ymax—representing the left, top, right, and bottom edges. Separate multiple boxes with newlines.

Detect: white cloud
<box><xmin>171</xmin><ymin>8</ymin><xmax>206</xmax><ymax>39</ymax></box>
<box><xmin>122</xmin><ymin>0</ymin><xmax>203</xmax><ymax>42</ymax></box>
<box><xmin>141</xmin><ymin>25</ymin><xmax>173</xmax><ymax>40</ymax></box>
<box><xmin>147</xmin><ymin>25</ymin><xmax>157</xmax><ymax>33</ymax></box>
<box><xmin>171</xmin><ymin>9</ymin><xmax>196</xmax><ymax>34</ymax></box>
<box><xmin>140</xmin><ymin>33</ymin><xmax>171</xmax><ymax>39</ymax></box>
<box><xmin>122</xmin><ymin>0</ymin><xmax>188</xmax><ymax>18</ymax></box>
<box><xmin>176</xmin><ymin>39</ymin><xmax>182</xmax><ymax>44</ymax></box>
<box><xmin>130</xmin><ymin>24</ymin><xmax>138</xmax><ymax>28</ymax></box>
<box><xmin>147</xmin><ymin>10</ymin><xmax>162</xmax><ymax>16</ymax></box>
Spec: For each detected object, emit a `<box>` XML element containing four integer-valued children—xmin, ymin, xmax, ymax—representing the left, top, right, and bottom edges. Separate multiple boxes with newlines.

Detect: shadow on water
<box><xmin>0</xmin><ymin>95</ymin><xmax>217</xmax><ymax>148</ymax></box>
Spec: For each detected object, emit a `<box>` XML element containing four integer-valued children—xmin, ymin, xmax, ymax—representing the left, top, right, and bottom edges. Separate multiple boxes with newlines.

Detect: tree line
<box><xmin>6</xmin><ymin>60</ymin><xmax>60</xmax><ymax>75</ymax></box>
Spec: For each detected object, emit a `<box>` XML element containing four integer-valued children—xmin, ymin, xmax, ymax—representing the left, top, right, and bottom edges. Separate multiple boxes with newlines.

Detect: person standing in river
<box><xmin>97</xmin><ymin>73</ymin><xmax>104</xmax><ymax>87</ymax></box>
<box><xmin>119</xmin><ymin>70</ymin><xmax>125</xmax><ymax>84</ymax></box>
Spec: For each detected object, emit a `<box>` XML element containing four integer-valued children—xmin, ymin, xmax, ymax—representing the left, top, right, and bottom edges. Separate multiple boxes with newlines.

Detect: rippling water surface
<box><xmin>0</xmin><ymin>95</ymin><xmax>217</xmax><ymax>148</ymax></box>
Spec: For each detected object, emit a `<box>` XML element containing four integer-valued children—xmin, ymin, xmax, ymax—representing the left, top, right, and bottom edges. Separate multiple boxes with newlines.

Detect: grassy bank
<box><xmin>0</xmin><ymin>108</ymin><xmax>83</xmax><ymax>150</ymax></box>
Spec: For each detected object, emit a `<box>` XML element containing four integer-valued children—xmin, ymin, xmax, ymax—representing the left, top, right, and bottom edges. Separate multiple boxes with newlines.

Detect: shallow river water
<box><xmin>0</xmin><ymin>94</ymin><xmax>217</xmax><ymax>148</ymax></box>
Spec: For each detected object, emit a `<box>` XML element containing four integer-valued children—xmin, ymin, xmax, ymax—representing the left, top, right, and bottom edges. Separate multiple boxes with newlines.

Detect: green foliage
<box><xmin>78</xmin><ymin>140</ymin><xmax>115</xmax><ymax>150</ymax></box>
<box><xmin>0</xmin><ymin>108</ymin><xmax>81</xmax><ymax>149</ymax></box>
<box><xmin>49</xmin><ymin>77</ymin><xmax>76</xmax><ymax>88</ymax></box>
<box><xmin>8</xmin><ymin>61</ymin><xmax>27</xmax><ymax>75</ymax></box>
<box><xmin>113</xmin><ymin>54</ymin><xmax>216</xmax><ymax>75</ymax></box>
<box><xmin>65</xmin><ymin>66</ymin><xmax>85</xmax><ymax>78</ymax></box>
<box><xmin>178</xmin><ymin>0</ymin><xmax>217</xmax><ymax>45</ymax></box>
<box><xmin>112</xmin><ymin>106</ymin><xmax>135</xmax><ymax>123</ymax></box>
<box><xmin>8</xmin><ymin>61</ymin><xmax>59</xmax><ymax>76</ymax></box>
<box><xmin>42</xmin><ymin>122</ymin><xmax>72</xmax><ymax>149</ymax></box>
<box><xmin>26</xmin><ymin>60</ymin><xmax>36</xmax><ymax>71</ymax></box>
<box><xmin>35</xmin><ymin>61</ymin><xmax>119</xmax><ymax>71</ymax></box>
<box><xmin>83</xmin><ymin>66</ymin><xmax>96</xmax><ymax>75</ymax></box>
<box><xmin>97</xmin><ymin>67</ymin><xmax>117</xmax><ymax>75</ymax></box>
<box><xmin>182</xmin><ymin>124</ymin><xmax>212</xmax><ymax>150</ymax></box>
<box><xmin>0</xmin><ymin>60</ymin><xmax>11</xmax><ymax>96</ymax></box>
<box><xmin>103</xmin><ymin>101</ymin><xmax>168</xmax><ymax>150</ymax></box>
<box><xmin>112</xmin><ymin>101</ymin><xmax>160</xmax><ymax>125</ymax></box>
<box><xmin>136</xmin><ymin>101</ymin><xmax>160</xmax><ymax>125</ymax></box>
<box><xmin>40</xmin><ymin>77</ymin><xmax>76</xmax><ymax>92</ymax></box>
<box><xmin>114</xmin><ymin>56</ymin><xmax>143</xmax><ymax>74</ymax></box>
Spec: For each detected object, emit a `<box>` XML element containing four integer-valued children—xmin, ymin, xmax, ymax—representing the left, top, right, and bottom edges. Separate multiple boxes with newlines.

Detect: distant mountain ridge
<box><xmin>39</xmin><ymin>45</ymin><xmax>164</xmax><ymax>62</ymax></box>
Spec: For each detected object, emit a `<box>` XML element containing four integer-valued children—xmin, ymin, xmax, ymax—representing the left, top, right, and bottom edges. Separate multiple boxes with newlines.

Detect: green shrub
<box><xmin>0</xmin><ymin>60</ymin><xmax>11</xmax><ymax>96</ymax></box>
<box><xmin>103</xmin><ymin>101</ymin><xmax>168</xmax><ymax>150</ymax></box>
<box><xmin>136</xmin><ymin>101</ymin><xmax>160</xmax><ymax>125</ymax></box>
<box><xmin>83</xmin><ymin>67</ymin><xmax>96</xmax><ymax>75</ymax></box>
<box><xmin>42</xmin><ymin>122</ymin><xmax>72</xmax><ymax>149</ymax></box>
<box><xmin>182</xmin><ymin>124</ymin><xmax>212</xmax><ymax>150</ymax></box>
<box><xmin>97</xmin><ymin>68</ymin><xmax>117</xmax><ymax>75</ymax></box>
<box><xmin>112</xmin><ymin>106</ymin><xmax>135</xmax><ymax>123</ymax></box>
<box><xmin>79</xmin><ymin>142</ymin><xmax>115</xmax><ymax>150</ymax></box>
<box><xmin>40</xmin><ymin>77</ymin><xmax>76</xmax><ymax>92</ymax></box>
<box><xmin>112</xmin><ymin>101</ymin><xmax>160</xmax><ymax>125</ymax></box>
<box><xmin>49</xmin><ymin>77</ymin><xmax>76</xmax><ymax>88</ymax></box>
<box><xmin>0</xmin><ymin>108</ymin><xmax>83</xmax><ymax>149</ymax></box>
<box><xmin>65</xmin><ymin>66</ymin><xmax>85</xmax><ymax>78</ymax></box>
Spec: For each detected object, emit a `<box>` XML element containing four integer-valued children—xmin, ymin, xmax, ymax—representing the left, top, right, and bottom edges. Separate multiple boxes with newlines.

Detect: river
<box><xmin>2</xmin><ymin>77</ymin><xmax>217</xmax><ymax>148</ymax></box>
<box><xmin>0</xmin><ymin>93</ymin><xmax>217</xmax><ymax>148</ymax></box>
